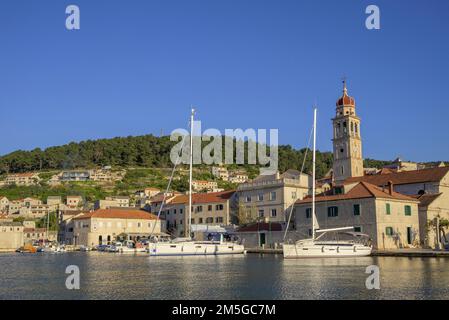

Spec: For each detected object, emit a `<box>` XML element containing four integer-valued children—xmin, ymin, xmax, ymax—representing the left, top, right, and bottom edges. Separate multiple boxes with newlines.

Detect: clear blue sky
<box><xmin>1</xmin><ymin>0</ymin><xmax>448</xmax><ymax>162</ymax></box>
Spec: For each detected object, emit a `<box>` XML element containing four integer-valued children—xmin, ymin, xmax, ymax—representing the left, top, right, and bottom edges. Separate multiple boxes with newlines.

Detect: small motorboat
<box><xmin>16</xmin><ymin>244</ymin><xmax>37</xmax><ymax>253</ymax></box>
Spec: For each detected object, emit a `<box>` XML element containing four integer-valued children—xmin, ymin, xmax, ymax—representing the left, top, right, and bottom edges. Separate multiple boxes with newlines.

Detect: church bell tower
<box><xmin>332</xmin><ymin>80</ymin><xmax>363</xmax><ymax>184</ymax></box>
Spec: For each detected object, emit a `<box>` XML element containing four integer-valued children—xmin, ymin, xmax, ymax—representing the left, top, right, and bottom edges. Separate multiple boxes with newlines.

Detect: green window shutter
<box><xmin>386</xmin><ymin>203</ymin><xmax>391</xmax><ymax>215</ymax></box>
<box><xmin>405</xmin><ymin>205</ymin><xmax>411</xmax><ymax>216</ymax></box>
<box><xmin>353</xmin><ymin>204</ymin><xmax>360</xmax><ymax>216</ymax></box>
<box><xmin>386</xmin><ymin>227</ymin><xmax>393</xmax><ymax>236</ymax></box>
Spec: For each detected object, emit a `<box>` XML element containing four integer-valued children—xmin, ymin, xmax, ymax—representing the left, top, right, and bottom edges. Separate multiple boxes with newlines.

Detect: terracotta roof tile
<box><xmin>73</xmin><ymin>208</ymin><xmax>159</xmax><ymax>220</ymax></box>
<box><xmin>296</xmin><ymin>181</ymin><xmax>418</xmax><ymax>204</ymax></box>
<box><xmin>345</xmin><ymin>166</ymin><xmax>449</xmax><ymax>186</ymax></box>
<box><xmin>170</xmin><ymin>190</ymin><xmax>235</xmax><ymax>205</ymax></box>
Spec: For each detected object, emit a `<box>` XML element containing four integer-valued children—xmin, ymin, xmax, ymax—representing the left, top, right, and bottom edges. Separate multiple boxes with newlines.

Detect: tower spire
<box><xmin>342</xmin><ymin>76</ymin><xmax>348</xmax><ymax>96</ymax></box>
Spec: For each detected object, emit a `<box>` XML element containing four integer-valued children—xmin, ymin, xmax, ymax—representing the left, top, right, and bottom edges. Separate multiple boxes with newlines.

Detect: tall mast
<box><xmin>312</xmin><ymin>107</ymin><xmax>317</xmax><ymax>240</ymax></box>
<box><xmin>188</xmin><ymin>108</ymin><xmax>195</xmax><ymax>238</ymax></box>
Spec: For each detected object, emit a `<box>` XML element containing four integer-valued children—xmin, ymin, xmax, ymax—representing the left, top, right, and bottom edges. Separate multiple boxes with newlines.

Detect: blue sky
<box><xmin>1</xmin><ymin>0</ymin><xmax>448</xmax><ymax>162</ymax></box>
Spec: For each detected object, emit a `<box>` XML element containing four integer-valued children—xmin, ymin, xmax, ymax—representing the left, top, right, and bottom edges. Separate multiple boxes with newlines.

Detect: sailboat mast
<box><xmin>188</xmin><ymin>108</ymin><xmax>195</xmax><ymax>238</ymax></box>
<box><xmin>312</xmin><ymin>107</ymin><xmax>317</xmax><ymax>240</ymax></box>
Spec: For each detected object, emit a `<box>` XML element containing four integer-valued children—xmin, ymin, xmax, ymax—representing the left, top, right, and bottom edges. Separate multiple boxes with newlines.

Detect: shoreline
<box><xmin>245</xmin><ymin>248</ymin><xmax>449</xmax><ymax>257</ymax></box>
<box><xmin>3</xmin><ymin>248</ymin><xmax>449</xmax><ymax>258</ymax></box>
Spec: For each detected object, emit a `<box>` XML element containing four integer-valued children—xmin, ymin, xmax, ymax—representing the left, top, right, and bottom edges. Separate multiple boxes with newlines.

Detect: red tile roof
<box><xmin>345</xmin><ymin>166</ymin><xmax>449</xmax><ymax>186</ymax></box>
<box><xmin>8</xmin><ymin>172</ymin><xmax>37</xmax><ymax>177</ymax></box>
<box><xmin>170</xmin><ymin>190</ymin><xmax>235</xmax><ymax>205</ymax></box>
<box><xmin>73</xmin><ymin>208</ymin><xmax>159</xmax><ymax>220</ymax></box>
<box><xmin>410</xmin><ymin>193</ymin><xmax>442</xmax><ymax>207</ymax></box>
<box><xmin>296</xmin><ymin>181</ymin><xmax>418</xmax><ymax>204</ymax></box>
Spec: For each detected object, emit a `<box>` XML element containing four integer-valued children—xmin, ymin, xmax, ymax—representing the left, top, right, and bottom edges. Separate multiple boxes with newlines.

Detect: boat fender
<box><xmin>321</xmin><ymin>246</ymin><xmax>324</xmax><ymax>253</ymax></box>
<box><xmin>337</xmin><ymin>247</ymin><xmax>339</xmax><ymax>253</ymax></box>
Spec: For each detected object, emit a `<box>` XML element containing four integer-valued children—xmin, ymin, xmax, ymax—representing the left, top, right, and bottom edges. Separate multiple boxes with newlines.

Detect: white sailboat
<box><xmin>148</xmin><ymin>108</ymin><xmax>245</xmax><ymax>256</ymax></box>
<box><xmin>283</xmin><ymin>108</ymin><xmax>372</xmax><ymax>258</ymax></box>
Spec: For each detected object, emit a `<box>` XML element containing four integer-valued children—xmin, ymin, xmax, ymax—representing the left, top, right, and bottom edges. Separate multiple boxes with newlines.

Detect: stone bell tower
<box><xmin>332</xmin><ymin>80</ymin><xmax>363</xmax><ymax>184</ymax></box>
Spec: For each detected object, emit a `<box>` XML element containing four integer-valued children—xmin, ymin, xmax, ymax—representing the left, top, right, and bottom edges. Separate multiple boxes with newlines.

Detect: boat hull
<box><xmin>283</xmin><ymin>242</ymin><xmax>372</xmax><ymax>258</ymax></box>
<box><xmin>148</xmin><ymin>242</ymin><xmax>245</xmax><ymax>256</ymax></box>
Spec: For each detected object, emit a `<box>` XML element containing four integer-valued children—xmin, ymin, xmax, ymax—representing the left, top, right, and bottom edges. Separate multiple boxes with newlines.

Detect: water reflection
<box><xmin>0</xmin><ymin>253</ymin><xmax>448</xmax><ymax>300</ymax></box>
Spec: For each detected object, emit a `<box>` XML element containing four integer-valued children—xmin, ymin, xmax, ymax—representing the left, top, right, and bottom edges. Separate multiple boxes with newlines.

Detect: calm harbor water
<box><xmin>0</xmin><ymin>252</ymin><xmax>448</xmax><ymax>300</ymax></box>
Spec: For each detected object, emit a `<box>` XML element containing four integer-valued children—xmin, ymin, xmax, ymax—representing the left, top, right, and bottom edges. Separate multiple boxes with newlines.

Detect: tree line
<box><xmin>0</xmin><ymin>134</ymin><xmax>394</xmax><ymax>179</ymax></box>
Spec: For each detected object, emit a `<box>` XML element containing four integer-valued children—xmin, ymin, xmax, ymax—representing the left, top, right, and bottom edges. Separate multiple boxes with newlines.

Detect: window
<box><xmin>271</xmin><ymin>209</ymin><xmax>277</xmax><ymax>217</ymax></box>
<box><xmin>197</xmin><ymin>206</ymin><xmax>203</xmax><ymax>213</ymax></box>
<box><xmin>354</xmin><ymin>226</ymin><xmax>362</xmax><ymax>232</ymax></box>
<box><xmin>385</xmin><ymin>227</ymin><xmax>394</xmax><ymax>236</ymax></box>
<box><xmin>404</xmin><ymin>205</ymin><xmax>412</xmax><ymax>216</ymax></box>
<box><xmin>206</xmin><ymin>217</ymin><xmax>213</xmax><ymax>223</ymax></box>
<box><xmin>180</xmin><ymin>209</ymin><xmax>183</xmax><ymax>214</ymax></box>
<box><xmin>258</xmin><ymin>210</ymin><xmax>264</xmax><ymax>217</ymax></box>
<box><xmin>353</xmin><ymin>204</ymin><xmax>361</xmax><ymax>216</ymax></box>
<box><xmin>216</xmin><ymin>204</ymin><xmax>224</xmax><ymax>211</ymax></box>
<box><xmin>216</xmin><ymin>217</ymin><xmax>223</xmax><ymax>223</ymax></box>
<box><xmin>258</xmin><ymin>194</ymin><xmax>264</xmax><ymax>201</ymax></box>
<box><xmin>199</xmin><ymin>218</ymin><xmax>203</xmax><ymax>224</ymax></box>
<box><xmin>270</xmin><ymin>192</ymin><xmax>276</xmax><ymax>201</ymax></box>
<box><xmin>327</xmin><ymin>206</ymin><xmax>338</xmax><ymax>217</ymax></box>
<box><xmin>137</xmin><ymin>222</ymin><xmax>141</xmax><ymax>228</ymax></box>
<box><xmin>386</xmin><ymin>203</ymin><xmax>391</xmax><ymax>215</ymax></box>
<box><xmin>245</xmin><ymin>196</ymin><xmax>251</xmax><ymax>203</ymax></box>
<box><xmin>180</xmin><ymin>220</ymin><xmax>183</xmax><ymax>225</ymax></box>
<box><xmin>306</xmin><ymin>208</ymin><xmax>312</xmax><ymax>219</ymax></box>
<box><xmin>173</xmin><ymin>209</ymin><xmax>177</xmax><ymax>214</ymax></box>
<box><xmin>208</xmin><ymin>205</ymin><xmax>212</xmax><ymax>211</ymax></box>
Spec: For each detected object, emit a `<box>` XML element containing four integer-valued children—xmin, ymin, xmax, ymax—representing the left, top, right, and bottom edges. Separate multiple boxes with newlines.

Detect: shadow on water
<box><xmin>0</xmin><ymin>252</ymin><xmax>448</xmax><ymax>300</ymax></box>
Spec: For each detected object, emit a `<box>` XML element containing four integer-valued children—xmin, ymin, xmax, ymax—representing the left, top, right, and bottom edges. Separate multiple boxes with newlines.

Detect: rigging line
<box><xmin>283</xmin><ymin>121</ymin><xmax>314</xmax><ymax>241</ymax></box>
<box><xmin>149</xmin><ymin>131</ymin><xmax>188</xmax><ymax>239</ymax></box>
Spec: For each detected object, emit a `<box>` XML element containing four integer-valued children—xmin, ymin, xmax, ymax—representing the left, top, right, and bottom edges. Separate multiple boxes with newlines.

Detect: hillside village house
<box><xmin>160</xmin><ymin>191</ymin><xmax>236</xmax><ymax>237</ymax></box>
<box><xmin>71</xmin><ymin>208</ymin><xmax>162</xmax><ymax>247</ymax></box>
<box><xmin>212</xmin><ymin>166</ymin><xmax>229</xmax><ymax>181</ymax></box>
<box><xmin>50</xmin><ymin>168</ymin><xmax>125</xmax><ymax>185</ymax></box>
<box><xmin>0</xmin><ymin>222</ymin><xmax>24</xmax><ymax>251</ymax></box>
<box><xmin>5</xmin><ymin>173</ymin><xmax>41</xmax><ymax>186</ymax></box>
<box><xmin>229</xmin><ymin>173</ymin><xmax>249</xmax><ymax>184</ymax></box>
<box><xmin>94</xmin><ymin>196</ymin><xmax>130</xmax><ymax>210</ymax></box>
<box><xmin>143</xmin><ymin>187</ymin><xmax>161</xmax><ymax>198</ymax></box>
<box><xmin>192</xmin><ymin>180</ymin><xmax>219</xmax><ymax>192</ymax></box>
<box><xmin>0</xmin><ymin>197</ymin><xmax>9</xmax><ymax>212</ymax></box>
<box><xmin>47</xmin><ymin>196</ymin><xmax>62</xmax><ymax>209</ymax></box>
<box><xmin>7</xmin><ymin>197</ymin><xmax>42</xmax><ymax>215</ymax></box>
<box><xmin>237</xmin><ymin>169</ymin><xmax>311</xmax><ymax>224</ymax></box>
<box><xmin>64</xmin><ymin>195</ymin><xmax>84</xmax><ymax>209</ymax></box>
<box><xmin>294</xmin><ymin>181</ymin><xmax>420</xmax><ymax>250</ymax></box>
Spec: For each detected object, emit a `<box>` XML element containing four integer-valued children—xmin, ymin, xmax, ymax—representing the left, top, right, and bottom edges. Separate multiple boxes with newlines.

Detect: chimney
<box><xmin>387</xmin><ymin>180</ymin><xmax>394</xmax><ymax>195</ymax></box>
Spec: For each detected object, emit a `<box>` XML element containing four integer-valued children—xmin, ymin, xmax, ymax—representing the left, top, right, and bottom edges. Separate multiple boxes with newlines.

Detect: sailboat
<box><xmin>283</xmin><ymin>108</ymin><xmax>372</xmax><ymax>258</ymax></box>
<box><xmin>148</xmin><ymin>109</ymin><xmax>245</xmax><ymax>256</ymax></box>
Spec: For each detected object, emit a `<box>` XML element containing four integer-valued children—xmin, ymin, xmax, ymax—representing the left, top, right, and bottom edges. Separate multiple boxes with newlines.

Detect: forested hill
<box><xmin>0</xmin><ymin>134</ymin><xmax>394</xmax><ymax>179</ymax></box>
